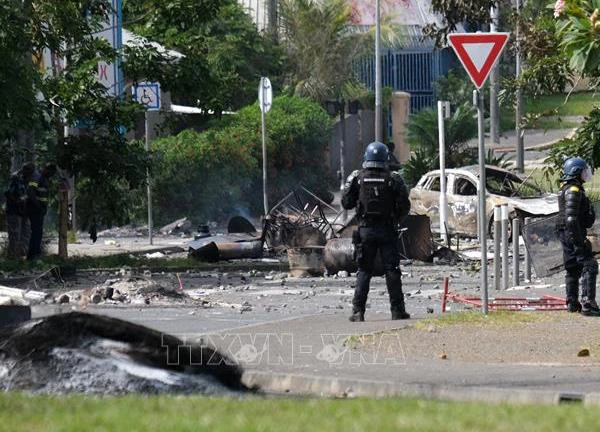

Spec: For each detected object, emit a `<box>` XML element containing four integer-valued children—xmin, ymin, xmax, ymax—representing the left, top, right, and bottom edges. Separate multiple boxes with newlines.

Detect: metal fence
<box><xmin>522</xmin><ymin>202</ymin><xmax>600</xmax><ymax>278</ymax></box>
<box><xmin>355</xmin><ymin>48</ymin><xmax>446</xmax><ymax>114</ymax></box>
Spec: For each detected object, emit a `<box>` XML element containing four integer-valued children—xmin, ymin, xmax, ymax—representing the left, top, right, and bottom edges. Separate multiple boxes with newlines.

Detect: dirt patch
<box><xmin>351</xmin><ymin>312</ymin><xmax>600</xmax><ymax>364</ymax></box>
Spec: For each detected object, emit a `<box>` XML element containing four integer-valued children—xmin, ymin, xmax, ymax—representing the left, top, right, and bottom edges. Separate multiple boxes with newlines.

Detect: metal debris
<box><xmin>264</xmin><ymin>186</ymin><xmax>341</xmax><ymax>250</ymax></box>
<box><xmin>160</xmin><ymin>217</ymin><xmax>192</xmax><ymax>235</ymax></box>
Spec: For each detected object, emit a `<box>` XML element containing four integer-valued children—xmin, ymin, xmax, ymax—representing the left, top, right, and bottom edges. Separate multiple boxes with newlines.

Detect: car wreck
<box><xmin>409</xmin><ymin>165</ymin><xmax>559</xmax><ymax>238</ymax></box>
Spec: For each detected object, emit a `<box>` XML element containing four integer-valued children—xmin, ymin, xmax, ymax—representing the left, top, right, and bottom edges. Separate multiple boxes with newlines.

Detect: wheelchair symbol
<box><xmin>140</xmin><ymin>89</ymin><xmax>153</xmax><ymax>105</ymax></box>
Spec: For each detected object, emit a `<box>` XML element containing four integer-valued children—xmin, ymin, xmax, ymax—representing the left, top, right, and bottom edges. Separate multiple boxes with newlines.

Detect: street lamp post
<box><xmin>375</xmin><ymin>0</ymin><xmax>382</xmax><ymax>142</ymax></box>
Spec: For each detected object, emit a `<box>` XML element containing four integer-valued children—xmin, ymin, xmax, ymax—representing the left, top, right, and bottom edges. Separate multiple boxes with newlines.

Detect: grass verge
<box><xmin>0</xmin><ymin>254</ymin><xmax>287</xmax><ymax>273</ymax></box>
<box><xmin>500</xmin><ymin>91</ymin><xmax>597</xmax><ymax>131</ymax></box>
<box><xmin>0</xmin><ymin>393</ymin><xmax>597</xmax><ymax>432</ymax></box>
<box><xmin>413</xmin><ymin>310</ymin><xmax>552</xmax><ymax>330</ymax></box>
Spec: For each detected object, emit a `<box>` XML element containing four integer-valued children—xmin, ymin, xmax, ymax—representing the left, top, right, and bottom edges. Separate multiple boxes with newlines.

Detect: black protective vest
<box><xmin>358</xmin><ymin>169</ymin><xmax>394</xmax><ymax>219</ymax></box>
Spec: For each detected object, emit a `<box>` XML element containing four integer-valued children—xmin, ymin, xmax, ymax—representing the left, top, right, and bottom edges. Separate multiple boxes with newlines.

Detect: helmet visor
<box><xmin>582</xmin><ymin>165</ymin><xmax>593</xmax><ymax>182</ymax></box>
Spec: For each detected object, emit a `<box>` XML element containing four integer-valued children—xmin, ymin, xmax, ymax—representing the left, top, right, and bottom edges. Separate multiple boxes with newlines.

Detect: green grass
<box><xmin>526</xmin><ymin>92</ymin><xmax>599</xmax><ymax>116</ymax></box>
<box><xmin>500</xmin><ymin>91</ymin><xmax>598</xmax><ymax>132</ymax></box>
<box><xmin>0</xmin><ymin>254</ymin><xmax>287</xmax><ymax>273</ymax></box>
<box><xmin>525</xmin><ymin>165</ymin><xmax>600</xmax><ymax>197</ymax></box>
<box><xmin>0</xmin><ymin>393</ymin><xmax>597</xmax><ymax>432</ymax></box>
<box><xmin>414</xmin><ymin>310</ymin><xmax>545</xmax><ymax>330</ymax></box>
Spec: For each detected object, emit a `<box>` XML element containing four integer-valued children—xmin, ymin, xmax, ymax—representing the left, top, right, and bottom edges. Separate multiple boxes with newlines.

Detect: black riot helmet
<box><xmin>563</xmin><ymin>157</ymin><xmax>593</xmax><ymax>182</ymax></box>
<box><xmin>362</xmin><ymin>141</ymin><xmax>389</xmax><ymax>169</ymax></box>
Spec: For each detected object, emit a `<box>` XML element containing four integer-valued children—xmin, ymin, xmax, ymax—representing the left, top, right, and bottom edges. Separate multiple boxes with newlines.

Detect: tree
<box><xmin>151</xmin><ymin>95</ymin><xmax>333</xmax><ymax>224</ymax></box>
<box><xmin>0</xmin><ymin>0</ymin><xmax>151</xmax><ymax>230</ymax></box>
<box><xmin>279</xmin><ymin>0</ymin><xmax>372</xmax><ymax>103</ymax></box>
<box><xmin>554</xmin><ymin>0</ymin><xmax>600</xmax><ymax>79</ymax></box>
<box><xmin>123</xmin><ymin>0</ymin><xmax>284</xmax><ymax>116</ymax></box>
<box><xmin>402</xmin><ymin>103</ymin><xmax>478</xmax><ymax>186</ymax></box>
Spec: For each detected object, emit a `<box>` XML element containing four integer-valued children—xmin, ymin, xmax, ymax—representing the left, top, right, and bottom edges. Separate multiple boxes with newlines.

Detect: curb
<box><xmin>243</xmin><ymin>370</ymin><xmax>599</xmax><ymax>405</ymax></box>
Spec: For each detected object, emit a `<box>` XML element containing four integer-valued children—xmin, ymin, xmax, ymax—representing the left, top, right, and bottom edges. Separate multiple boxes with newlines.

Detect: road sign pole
<box><xmin>261</xmin><ymin>81</ymin><xmax>269</xmax><ymax>216</ymax></box>
<box><xmin>375</xmin><ymin>0</ymin><xmax>382</xmax><ymax>142</ymax></box>
<box><xmin>258</xmin><ymin>77</ymin><xmax>272</xmax><ymax>216</ymax></box>
<box><xmin>132</xmin><ymin>81</ymin><xmax>160</xmax><ymax>246</ymax></box>
<box><xmin>438</xmin><ymin>101</ymin><xmax>448</xmax><ymax>245</ymax></box>
<box><xmin>515</xmin><ymin>0</ymin><xmax>525</xmax><ymax>173</ymax></box>
<box><xmin>476</xmin><ymin>89</ymin><xmax>488</xmax><ymax>314</ymax></box>
<box><xmin>490</xmin><ymin>3</ymin><xmax>500</xmax><ymax>145</ymax></box>
<box><xmin>448</xmin><ymin>33</ymin><xmax>509</xmax><ymax>314</ymax></box>
<box><xmin>145</xmin><ymin>110</ymin><xmax>153</xmax><ymax>245</ymax></box>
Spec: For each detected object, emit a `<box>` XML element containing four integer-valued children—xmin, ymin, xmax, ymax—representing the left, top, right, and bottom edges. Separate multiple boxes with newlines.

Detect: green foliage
<box><xmin>433</xmin><ymin>69</ymin><xmax>473</xmax><ymax>107</ymax></box>
<box><xmin>403</xmin><ymin>102</ymin><xmax>479</xmax><ymax>186</ymax></box>
<box><xmin>151</xmin><ymin>96</ymin><xmax>333</xmax><ymax>224</ymax></box>
<box><xmin>279</xmin><ymin>0</ymin><xmax>372</xmax><ymax>103</ymax></box>
<box><xmin>502</xmin><ymin>8</ymin><xmax>572</xmax><ymax>102</ymax></box>
<box><xmin>485</xmin><ymin>148</ymin><xmax>513</xmax><ymax>169</ymax></box>
<box><xmin>0</xmin><ymin>0</ymin><xmax>153</xmax><ymax>228</ymax></box>
<box><xmin>422</xmin><ymin>0</ymin><xmax>495</xmax><ymax>47</ymax></box>
<box><xmin>555</xmin><ymin>0</ymin><xmax>600</xmax><ymax>77</ymax></box>
<box><xmin>545</xmin><ymin>106</ymin><xmax>600</xmax><ymax>173</ymax></box>
<box><xmin>400</xmin><ymin>148</ymin><xmax>435</xmax><ymax>188</ymax></box>
<box><xmin>124</xmin><ymin>0</ymin><xmax>284</xmax><ymax>115</ymax></box>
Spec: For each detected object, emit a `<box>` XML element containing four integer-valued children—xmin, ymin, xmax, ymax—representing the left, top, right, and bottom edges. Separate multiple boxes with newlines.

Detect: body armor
<box><xmin>358</xmin><ymin>169</ymin><xmax>394</xmax><ymax>220</ymax></box>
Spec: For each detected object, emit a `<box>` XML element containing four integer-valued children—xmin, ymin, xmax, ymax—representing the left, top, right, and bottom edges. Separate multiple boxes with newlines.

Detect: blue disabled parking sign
<box><xmin>133</xmin><ymin>82</ymin><xmax>161</xmax><ymax>111</ymax></box>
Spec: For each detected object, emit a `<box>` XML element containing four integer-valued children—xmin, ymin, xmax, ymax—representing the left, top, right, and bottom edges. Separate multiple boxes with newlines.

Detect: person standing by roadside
<box><xmin>556</xmin><ymin>156</ymin><xmax>599</xmax><ymax>316</ymax></box>
<box><xmin>386</xmin><ymin>141</ymin><xmax>402</xmax><ymax>171</ymax></box>
<box><xmin>4</xmin><ymin>163</ymin><xmax>35</xmax><ymax>260</ymax></box>
<box><xmin>27</xmin><ymin>163</ymin><xmax>57</xmax><ymax>261</ymax></box>
<box><xmin>342</xmin><ymin>141</ymin><xmax>411</xmax><ymax>322</ymax></box>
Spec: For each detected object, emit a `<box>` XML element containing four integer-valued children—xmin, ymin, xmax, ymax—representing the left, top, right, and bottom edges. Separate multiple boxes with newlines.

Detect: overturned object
<box><xmin>160</xmin><ymin>217</ymin><xmax>192</xmax><ymax>235</ymax></box>
<box><xmin>324</xmin><ymin>238</ymin><xmax>380</xmax><ymax>275</ymax></box>
<box><xmin>264</xmin><ymin>186</ymin><xmax>341</xmax><ymax>250</ymax></box>
<box><xmin>325</xmin><ymin>215</ymin><xmax>436</xmax><ymax>274</ymax></box>
<box><xmin>0</xmin><ymin>312</ymin><xmax>247</xmax><ymax>394</ymax></box>
<box><xmin>288</xmin><ymin>246</ymin><xmax>325</xmax><ymax>277</ymax></box>
<box><xmin>189</xmin><ymin>234</ymin><xmax>263</xmax><ymax>262</ymax></box>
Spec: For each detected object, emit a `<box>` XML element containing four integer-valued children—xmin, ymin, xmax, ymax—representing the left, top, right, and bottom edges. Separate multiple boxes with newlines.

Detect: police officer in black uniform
<box><xmin>342</xmin><ymin>141</ymin><xmax>411</xmax><ymax>322</ymax></box>
<box><xmin>556</xmin><ymin>157</ymin><xmax>599</xmax><ymax>316</ymax></box>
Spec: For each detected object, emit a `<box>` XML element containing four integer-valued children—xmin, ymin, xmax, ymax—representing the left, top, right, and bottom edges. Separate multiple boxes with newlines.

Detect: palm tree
<box><xmin>402</xmin><ymin>102</ymin><xmax>479</xmax><ymax>186</ymax></box>
<box><xmin>279</xmin><ymin>0</ymin><xmax>372</xmax><ymax>103</ymax></box>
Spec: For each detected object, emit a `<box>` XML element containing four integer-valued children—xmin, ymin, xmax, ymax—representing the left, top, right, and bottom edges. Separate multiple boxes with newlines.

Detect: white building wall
<box><xmin>238</xmin><ymin>0</ymin><xmax>269</xmax><ymax>32</ymax></box>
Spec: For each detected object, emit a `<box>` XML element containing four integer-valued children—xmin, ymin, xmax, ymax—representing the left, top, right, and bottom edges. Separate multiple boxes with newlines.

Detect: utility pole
<box><xmin>267</xmin><ymin>0</ymin><xmax>278</xmax><ymax>41</ymax></box>
<box><xmin>490</xmin><ymin>2</ymin><xmax>500</xmax><ymax>145</ymax></box>
<box><xmin>515</xmin><ymin>0</ymin><xmax>525</xmax><ymax>173</ymax></box>
<box><xmin>375</xmin><ymin>0</ymin><xmax>382</xmax><ymax>142</ymax></box>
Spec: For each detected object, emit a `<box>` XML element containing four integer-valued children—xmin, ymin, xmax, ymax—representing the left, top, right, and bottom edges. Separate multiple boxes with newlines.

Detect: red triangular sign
<box><xmin>448</xmin><ymin>33</ymin><xmax>510</xmax><ymax>89</ymax></box>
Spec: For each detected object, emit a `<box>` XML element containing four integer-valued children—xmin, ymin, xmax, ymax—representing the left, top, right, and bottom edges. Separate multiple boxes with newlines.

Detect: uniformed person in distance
<box><xmin>342</xmin><ymin>141</ymin><xmax>411</xmax><ymax>322</ymax></box>
<box><xmin>556</xmin><ymin>157</ymin><xmax>599</xmax><ymax>316</ymax></box>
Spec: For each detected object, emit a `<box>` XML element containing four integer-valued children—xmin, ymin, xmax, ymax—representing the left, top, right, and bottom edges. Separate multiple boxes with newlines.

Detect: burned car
<box><xmin>409</xmin><ymin>165</ymin><xmax>558</xmax><ymax>238</ymax></box>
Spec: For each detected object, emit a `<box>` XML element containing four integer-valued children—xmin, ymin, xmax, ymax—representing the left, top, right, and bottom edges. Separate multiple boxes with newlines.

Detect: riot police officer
<box><xmin>556</xmin><ymin>157</ymin><xmax>599</xmax><ymax>316</ymax></box>
<box><xmin>342</xmin><ymin>141</ymin><xmax>411</xmax><ymax>322</ymax></box>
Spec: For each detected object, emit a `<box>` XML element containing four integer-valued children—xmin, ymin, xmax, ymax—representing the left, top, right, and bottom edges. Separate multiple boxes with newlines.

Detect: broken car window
<box><xmin>485</xmin><ymin>169</ymin><xmax>543</xmax><ymax>198</ymax></box>
<box><xmin>429</xmin><ymin>176</ymin><xmax>441</xmax><ymax>192</ymax></box>
<box><xmin>455</xmin><ymin>177</ymin><xmax>477</xmax><ymax>196</ymax></box>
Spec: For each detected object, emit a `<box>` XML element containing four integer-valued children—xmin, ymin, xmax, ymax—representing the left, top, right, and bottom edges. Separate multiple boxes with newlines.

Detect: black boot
<box><xmin>581</xmin><ymin>299</ymin><xmax>600</xmax><ymax>316</ymax></box>
<box><xmin>391</xmin><ymin>309</ymin><xmax>410</xmax><ymax>320</ymax></box>
<box><xmin>565</xmin><ymin>269</ymin><xmax>581</xmax><ymax>313</ymax></box>
<box><xmin>349</xmin><ymin>309</ymin><xmax>365</xmax><ymax>322</ymax></box>
<box><xmin>567</xmin><ymin>298</ymin><xmax>582</xmax><ymax>313</ymax></box>
<box><xmin>581</xmin><ymin>265</ymin><xmax>599</xmax><ymax>316</ymax></box>
<box><xmin>386</xmin><ymin>270</ymin><xmax>410</xmax><ymax>320</ymax></box>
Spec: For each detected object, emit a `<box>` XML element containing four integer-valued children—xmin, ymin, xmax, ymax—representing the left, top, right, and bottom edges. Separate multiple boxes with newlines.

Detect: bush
<box><xmin>546</xmin><ymin>106</ymin><xmax>600</xmax><ymax>172</ymax></box>
<box><xmin>151</xmin><ymin>95</ymin><xmax>333</xmax><ymax>225</ymax></box>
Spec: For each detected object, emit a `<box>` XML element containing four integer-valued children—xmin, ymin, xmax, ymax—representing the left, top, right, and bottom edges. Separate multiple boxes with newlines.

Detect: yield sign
<box><xmin>448</xmin><ymin>33</ymin><xmax>510</xmax><ymax>89</ymax></box>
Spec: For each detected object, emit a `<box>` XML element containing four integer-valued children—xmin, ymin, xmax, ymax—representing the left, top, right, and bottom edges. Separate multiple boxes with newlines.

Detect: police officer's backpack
<box><xmin>358</xmin><ymin>169</ymin><xmax>394</xmax><ymax>218</ymax></box>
